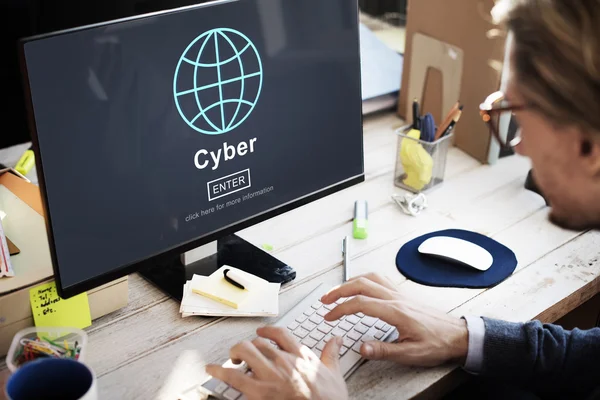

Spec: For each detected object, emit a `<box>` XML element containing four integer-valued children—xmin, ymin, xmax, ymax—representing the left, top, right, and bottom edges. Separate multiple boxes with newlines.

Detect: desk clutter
<box><xmin>6</xmin><ymin>326</ymin><xmax>87</xmax><ymax>372</ymax></box>
<box><xmin>394</xmin><ymin>100</ymin><xmax>462</xmax><ymax>193</ymax></box>
<box><xmin>180</xmin><ymin>266</ymin><xmax>280</xmax><ymax>317</ymax></box>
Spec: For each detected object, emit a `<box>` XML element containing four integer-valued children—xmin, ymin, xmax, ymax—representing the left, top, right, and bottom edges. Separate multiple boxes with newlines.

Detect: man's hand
<box><xmin>206</xmin><ymin>326</ymin><xmax>349</xmax><ymax>400</ymax></box>
<box><xmin>320</xmin><ymin>273</ymin><xmax>468</xmax><ymax>367</ymax></box>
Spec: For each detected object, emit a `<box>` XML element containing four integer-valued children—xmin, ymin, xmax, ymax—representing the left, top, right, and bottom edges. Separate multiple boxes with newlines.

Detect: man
<box><xmin>206</xmin><ymin>0</ymin><xmax>600</xmax><ymax>398</ymax></box>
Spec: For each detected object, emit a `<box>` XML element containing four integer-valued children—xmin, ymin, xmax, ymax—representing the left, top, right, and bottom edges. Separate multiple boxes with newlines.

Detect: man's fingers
<box><xmin>206</xmin><ymin>364</ymin><xmax>254</xmax><ymax>393</ymax></box>
<box><xmin>321</xmin><ymin>276</ymin><xmax>396</xmax><ymax>305</ymax></box>
<box><xmin>320</xmin><ymin>336</ymin><xmax>343</xmax><ymax>371</ymax></box>
<box><xmin>350</xmin><ymin>272</ymin><xmax>398</xmax><ymax>292</ymax></box>
<box><xmin>256</xmin><ymin>326</ymin><xmax>302</xmax><ymax>357</ymax></box>
<box><xmin>253</xmin><ymin>337</ymin><xmax>297</xmax><ymax>374</ymax></box>
<box><xmin>229</xmin><ymin>340</ymin><xmax>278</xmax><ymax>380</ymax></box>
<box><xmin>360</xmin><ymin>340</ymin><xmax>405</xmax><ymax>362</ymax></box>
<box><xmin>324</xmin><ymin>296</ymin><xmax>399</xmax><ymax>323</ymax></box>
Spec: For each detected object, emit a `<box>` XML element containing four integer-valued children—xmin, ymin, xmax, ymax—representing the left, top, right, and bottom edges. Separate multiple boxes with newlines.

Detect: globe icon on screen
<box><xmin>173</xmin><ymin>28</ymin><xmax>263</xmax><ymax>135</ymax></box>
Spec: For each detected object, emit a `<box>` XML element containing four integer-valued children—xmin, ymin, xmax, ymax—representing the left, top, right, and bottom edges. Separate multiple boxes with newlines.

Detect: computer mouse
<box><xmin>417</xmin><ymin>236</ymin><xmax>493</xmax><ymax>271</ymax></box>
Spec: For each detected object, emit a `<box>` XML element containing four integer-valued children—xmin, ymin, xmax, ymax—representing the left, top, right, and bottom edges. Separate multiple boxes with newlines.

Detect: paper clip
<box><xmin>391</xmin><ymin>193</ymin><xmax>428</xmax><ymax>217</ymax></box>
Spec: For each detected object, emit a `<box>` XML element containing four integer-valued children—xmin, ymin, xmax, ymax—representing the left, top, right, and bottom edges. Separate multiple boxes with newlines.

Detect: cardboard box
<box><xmin>398</xmin><ymin>0</ymin><xmax>507</xmax><ymax>163</ymax></box>
<box><xmin>0</xmin><ymin>168</ymin><xmax>128</xmax><ymax>356</ymax></box>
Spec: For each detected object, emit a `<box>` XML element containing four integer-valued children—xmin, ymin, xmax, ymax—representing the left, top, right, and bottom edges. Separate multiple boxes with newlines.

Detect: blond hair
<box><xmin>493</xmin><ymin>0</ymin><xmax>600</xmax><ymax>134</ymax></box>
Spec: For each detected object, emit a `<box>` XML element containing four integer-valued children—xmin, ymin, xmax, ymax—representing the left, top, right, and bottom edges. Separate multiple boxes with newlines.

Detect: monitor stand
<box><xmin>138</xmin><ymin>234</ymin><xmax>296</xmax><ymax>301</ymax></box>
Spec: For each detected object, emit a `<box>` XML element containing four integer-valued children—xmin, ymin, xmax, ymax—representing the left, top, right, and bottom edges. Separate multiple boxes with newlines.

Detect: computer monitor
<box><xmin>20</xmin><ymin>0</ymin><xmax>364</xmax><ymax>299</ymax></box>
<box><xmin>1</xmin><ymin>0</ymin><xmax>211</xmax><ymax>149</ymax></box>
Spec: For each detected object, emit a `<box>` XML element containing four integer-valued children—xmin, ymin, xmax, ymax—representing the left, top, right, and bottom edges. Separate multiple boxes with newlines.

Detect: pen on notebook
<box><xmin>223</xmin><ymin>268</ymin><xmax>250</xmax><ymax>290</ymax></box>
<box><xmin>342</xmin><ymin>236</ymin><xmax>350</xmax><ymax>282</ymax></box>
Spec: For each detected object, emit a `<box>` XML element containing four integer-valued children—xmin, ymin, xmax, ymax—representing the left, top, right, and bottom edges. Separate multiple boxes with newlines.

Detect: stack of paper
<box><xmin>179</xmin><ymin>266</ymin><xmax>280</xmax><ymax>318</ymax></box>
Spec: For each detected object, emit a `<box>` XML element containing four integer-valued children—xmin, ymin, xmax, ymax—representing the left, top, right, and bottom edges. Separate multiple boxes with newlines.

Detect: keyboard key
<box><xmin>375</xmin><ymin>321</ymin><xmax>385</xmax><ymax>330</ymax></box>
<box><xmin>293</xmin><ymin>327</ymin><xmax>310</xmax><ymax>339</ymax></box>
<box><xmin>335</xmin><ymin>297</ymin><xmax>347</xmax><ymax>305</ymax></box>
<box><xmin>323</xmin><ymin>333</ymin><xmax>333</xmax><ymax>343</ymax></box>
<box><xmin>223</xmin><ymin>387</ymin><xmax>241</xmax><ymax>400</ymax></box>
<box><xmin>332</xmin><ymin>327</ymin><xmax>345</xmax><ymax>337</ymax></box>
<box><xmin>301</xmin><ymin>321</ymin><xmax>317</xmax><ymax>332</ymax></box>
<box><xmin>214</xmin><ymin>382</ymin><xmax>229</xmax><ymax>394</ymax></box>
<box><xmin>361</xmin><ymin>327</ymin><xmax>379</xmax><ymax>343</ymax></box>
<box><xmin>339</xmin><ymin>346</ymin><xmax>349</xmax><ymax>356</ymax></box>
<box><xmin>381</xmin><ymin>323</ymin><xmax>392</xmax><ymax>332</ymax></box>
<box><xmin>287</xmin><ymin>322</ymin><xmax>299</xmax><ymax>331</ymax></box>
<box><xmin>304</xmin><ymin>308</ymin><xmax>315</xmax><ymax>316</ymax></box>
<box><xmin>301</xmin><ymin>337</ymin><xmax>318</xmax><ymax>348</ymax></box>
<box><xmin>317</xmin><ymin>308</ymin><xmax>329</xmax><ymax>317</ymax></box>
<box><xmin>317</xmin><ymin>323</ymin><xmax>332</xmax><ymax>334</ymax></box>
<box><xmin>361</xmin><ymin>334</ymin><xmax>375</xmax><ymax>343</ymax></box>
<box><xmin>324</xmin><ymin>319</ymin><xmax>339</xmax><ymax>327</ymax></box>
<box><xmin>296</xmin><ymin>314</ymin><xmax>308</xmax><ymax>323</ymax></box>
<box><xmin>338</xmin><ymin>321</ymin><xmax>354</xmax><ymax>331</ymax></box>
<box><xmin>313</xmin><ymin>348</ymin><xmax>322</xmax><ymax>358</ymax></box>
<box><xmin>310</xmin><ymin>330</ymin><xmax>326</xmax><ymax>341</ymax></box>
<box><xmin>356</xmin><ymin>312</ymin><xmax>365</xmax><ymax>318</ymax></box>
<box><xmin>316</xmin><ymin>341</ymin><xmax>326</xmax><ymax>351</ymax></box>
<box><xmin>374</xmin><ymin>331</ymin><xmax>385</xmax><ymax>340</ymax></box>
<box><xmin>342</xmin><ymin>337</ymin><xmax>355</xmax><ymax>348</ymax></box>
<box><xmin>309</xmin><ymin>315</ymin><xmax>324</xmax><ymax>325</ymax></box>
<box><xmin>323</xmin><ymin>303</ymin><xmax>336</xmax><ymax>310</ymax></box>
<box><xmin>339</xmin><ymin>348</ymin><xmax>362</xmax><ymax>372</ymax></box>
<box><xmin>360</xmin><ymin>316</ymin><xmax>377</xmax><ymax>327</ymax></box>
<box><xmin>354</xmin><ymin>324</ymin><xmax>368</xmax><ymax>334</ymax></box>
<box><xmin>345</xmin><ymin>315</ymin><xmax>360</xmax><ymax>325</ymax></box>
<box><xmin>347</xmin><ymin>330</ymin><xmax>362</xmax><ymax>341</ymax></box>
<box><xmin>311</xmin><ymin>301</ymin><xmax>322</xmax><ymax>309</ymax></box>
<box><xmin>352</xmin><ymin>341</ymin><xmax>363</xmax><ymax>353</ymax></box>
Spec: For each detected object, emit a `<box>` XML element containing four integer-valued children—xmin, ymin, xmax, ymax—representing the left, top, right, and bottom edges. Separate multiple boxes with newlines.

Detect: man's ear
<box><xmin>580</xmin><ymin>134</ymin><xmax>600</xmax><ymax>176</ymax></box>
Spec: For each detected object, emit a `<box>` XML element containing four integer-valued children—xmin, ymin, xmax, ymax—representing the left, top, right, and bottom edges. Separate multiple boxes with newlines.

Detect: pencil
<box><xmin>435</xmin><ymin>104</ymin><xmax>463</xmax><ymax>141</ymax></box>
<box><xmin>434</xmin><ymin>102</ymin><xmax>461</xmax><ymax>140</ymax></box>
<box><xmin>441</xmin><ymin>109</ymin><xmax>463</xmax><ymax>138</ymax></box>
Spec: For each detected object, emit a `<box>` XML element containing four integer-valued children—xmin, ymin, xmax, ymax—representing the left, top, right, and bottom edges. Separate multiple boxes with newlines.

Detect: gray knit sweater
<box><xmin>481</xmin><ymin>317</ymin><xmax>600</xmax><ymax>399</ymax></box>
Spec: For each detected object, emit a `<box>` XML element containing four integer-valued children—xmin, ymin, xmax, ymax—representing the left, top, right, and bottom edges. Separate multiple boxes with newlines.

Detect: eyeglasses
<box><xmin>479</xmin><ymin>91</ymin><xmax>527</xmax><ymax>149</ymax></box>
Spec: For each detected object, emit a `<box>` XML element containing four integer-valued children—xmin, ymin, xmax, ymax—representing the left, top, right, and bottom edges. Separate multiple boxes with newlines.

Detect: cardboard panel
<box><xmin>398</xmin><ymin>0</ymin><xmax>506</xmax><ymax>163</ymax></box>
<box><xmin>405</xmin><ymin>33</ymin><xmax>463</xmax><ymax>131</ymax></box>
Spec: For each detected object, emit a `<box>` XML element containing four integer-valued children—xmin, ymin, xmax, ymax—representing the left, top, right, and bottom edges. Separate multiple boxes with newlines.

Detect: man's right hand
<box><xmin>320</xmin><ymin>273</ymin><xmax>469</xmax><ymax>368</ymax></box>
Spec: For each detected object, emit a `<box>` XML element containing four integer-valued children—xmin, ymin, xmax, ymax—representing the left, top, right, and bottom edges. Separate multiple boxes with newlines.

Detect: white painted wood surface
<box><xmin>1</xmin><ymin>112</ymin><xmax>597</xmax><ymax>400</ymax></box>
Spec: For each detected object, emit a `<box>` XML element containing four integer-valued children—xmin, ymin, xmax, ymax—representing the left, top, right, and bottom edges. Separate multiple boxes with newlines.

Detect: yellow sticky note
<box><xmin>192</xmin><ymin>266</ymin><xmax>251</xmax><ymax>309</ymax></box>
<box><xmin>29</xmin><ymin>282</ymin><xmax>92</xmax><ymax>329</ymax></box>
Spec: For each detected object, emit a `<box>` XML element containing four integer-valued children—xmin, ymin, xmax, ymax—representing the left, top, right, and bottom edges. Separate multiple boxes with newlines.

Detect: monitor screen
<box><xmin>21</xmin><ymin>0</ymin><xmax>364</xmax><ymax>296</ymax></box>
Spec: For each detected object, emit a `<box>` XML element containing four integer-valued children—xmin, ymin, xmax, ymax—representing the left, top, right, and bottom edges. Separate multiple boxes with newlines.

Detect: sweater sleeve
<box><xmin>480</xmin><ymin>317</ymin><xmax>600</xmax><ymax>399</ymax></box>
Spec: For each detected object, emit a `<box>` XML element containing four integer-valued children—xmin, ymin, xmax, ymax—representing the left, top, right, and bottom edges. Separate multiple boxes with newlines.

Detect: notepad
<box><xmin>191</xmin><ymin>266</ymin><xmax>255</xmax><ymax>309</ymax></box>
<box><xmin>180</xmin><ymin>266</ymin><xmax>280</xmax><ymax>317</ymax></box>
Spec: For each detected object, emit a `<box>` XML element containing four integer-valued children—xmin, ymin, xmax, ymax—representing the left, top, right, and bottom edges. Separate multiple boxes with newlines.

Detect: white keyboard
<box><xmin>198</xmin><ymin>283</ymin><xmax>397</xmax><ymax>400</ymax></box>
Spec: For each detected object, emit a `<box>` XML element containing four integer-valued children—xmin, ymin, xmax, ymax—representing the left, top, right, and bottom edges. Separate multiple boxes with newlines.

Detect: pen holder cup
<box><xmin>6</xmin><ymin>326</ymin><xmax>88</xmax><ymax>372</ymax></box>
<box><xmin>393</xmin><ymin>125</ymin><xmax>454</xmax><ymax>193</ymax></box>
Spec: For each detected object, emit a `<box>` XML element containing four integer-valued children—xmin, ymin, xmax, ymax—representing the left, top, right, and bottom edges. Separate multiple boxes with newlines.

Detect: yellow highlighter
<box><xmin>15</xmin><ymin>146</ymin><xmax>35</xmax><ymax>176</ymax></box>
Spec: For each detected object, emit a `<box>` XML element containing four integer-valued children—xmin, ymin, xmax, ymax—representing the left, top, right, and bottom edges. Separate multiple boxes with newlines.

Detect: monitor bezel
<box><xmin>18</xmin><ymin>0</ymin><xmax>365</xmax><ymax>299</ymax></box>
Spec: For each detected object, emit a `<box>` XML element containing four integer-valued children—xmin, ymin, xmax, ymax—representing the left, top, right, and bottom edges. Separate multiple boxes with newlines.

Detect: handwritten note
<box><xmin>29</xmin><ymin>282</ymin><xmax>91</xmax><ymax>329</ymax></box>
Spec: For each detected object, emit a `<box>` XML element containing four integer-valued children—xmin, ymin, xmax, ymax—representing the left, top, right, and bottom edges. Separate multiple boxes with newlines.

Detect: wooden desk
<box><xmin>1</xmin><ymin>112</ymin><xmax>599</xmax><ymax>399</ymax></box>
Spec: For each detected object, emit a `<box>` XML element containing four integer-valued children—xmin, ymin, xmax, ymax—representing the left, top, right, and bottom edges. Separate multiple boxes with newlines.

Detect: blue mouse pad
<box><xmin>396</xmin><ymin>229</ymin><xmax>517</xmax><ymax>288</ymax></box>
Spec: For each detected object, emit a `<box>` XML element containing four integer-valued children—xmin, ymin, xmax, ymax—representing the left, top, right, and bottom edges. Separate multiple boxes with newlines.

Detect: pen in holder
<box><xmin>393</xmin><ymin>124</ymin><xmax>453</xmax><ymax>193</ymax></box>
